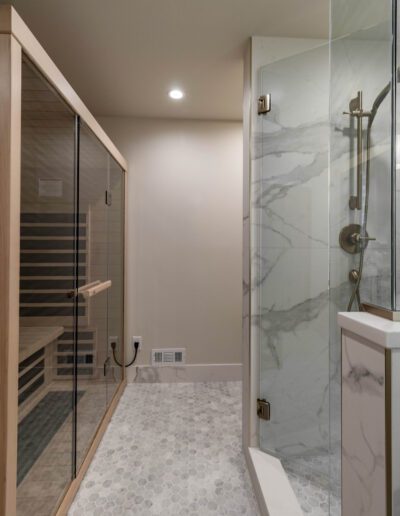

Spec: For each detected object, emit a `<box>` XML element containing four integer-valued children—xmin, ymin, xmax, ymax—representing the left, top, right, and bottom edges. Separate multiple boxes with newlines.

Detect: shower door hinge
<box><xmin>257</xmin><ymin>398</ymin><xmax>271</xmax><ymax>420</ymax></box>
<box><xmin>105</xmin><ymin>190</ymin><xmax>112</xmax><ymax>206</ymax></box>
<box><xmin>258</xmin><ymin>94</ymin><xmax>271</xmax><ymax>115</ymax></box>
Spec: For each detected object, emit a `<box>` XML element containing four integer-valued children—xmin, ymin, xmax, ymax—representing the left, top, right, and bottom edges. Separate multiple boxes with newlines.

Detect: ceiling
<box><xmin>5</xmin><ymin>0</ymin><xmax>329</xmax><ymax>120</ymax></box>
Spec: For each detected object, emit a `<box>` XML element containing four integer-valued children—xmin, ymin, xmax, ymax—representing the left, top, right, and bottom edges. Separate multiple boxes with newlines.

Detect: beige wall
<box><xmin>98</xmin><ymin>117</ymin><xmax>243</xmax><ymax>372</ymax></box>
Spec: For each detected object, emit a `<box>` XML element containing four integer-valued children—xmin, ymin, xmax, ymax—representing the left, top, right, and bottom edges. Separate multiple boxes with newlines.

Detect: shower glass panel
<box><xmin>330</xmin><ymin>2</ymin><xmax>393</xmax><ymax>315</ymax></box>
<box><xmin>255</xmin><ymin>43</ymin><xmax>332</xmax><ymax>510</ymax></box>
<box><xmin>106</xmin><ymin>157</ymin><xmax>125</xmax><ymax>404</ymax></box>
<box><xmin>329</xmin><ymin>6</ymin><xmax>393</xmax><ymax>509</ymax></box>
<box><xmin>18</xmin><ymin>56</ymin><xmax>76</xmax><ymax>516</ymax></box>
<box><xmin>75</xmin><ymin>122</ymin><xmax>109</xmax><ymax>470</ymax></box>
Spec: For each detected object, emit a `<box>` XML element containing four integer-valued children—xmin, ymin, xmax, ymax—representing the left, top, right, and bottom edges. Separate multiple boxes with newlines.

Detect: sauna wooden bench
<box><xmin>19</xmin><ymin>326</ymin><xmax>64</xmax><ymax>363</ymax></box>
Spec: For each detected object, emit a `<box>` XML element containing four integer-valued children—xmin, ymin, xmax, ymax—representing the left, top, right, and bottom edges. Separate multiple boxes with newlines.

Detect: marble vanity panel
<box><xmin>391</xmin><ymin>349</ymin><xmax>400</xmax><ymax>513</ymax></box>
<box><xmin>342</xmin><ymin>330</ymin><xmax>386</xmax><ymax>516</ymax></box>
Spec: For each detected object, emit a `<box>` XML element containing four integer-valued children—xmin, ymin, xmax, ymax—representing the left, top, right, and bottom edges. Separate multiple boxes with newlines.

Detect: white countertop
<box><xmin>338</xmin><ymin>312</ymin><xmax>400</xmax><ymax>349</ymax></box>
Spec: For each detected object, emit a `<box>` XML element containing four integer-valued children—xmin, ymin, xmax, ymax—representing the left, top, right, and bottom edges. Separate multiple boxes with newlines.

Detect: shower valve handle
<box><xmin>351</xmin><ymin>233</ymin><xmax>376</xmax><ymax>243</ymax></box>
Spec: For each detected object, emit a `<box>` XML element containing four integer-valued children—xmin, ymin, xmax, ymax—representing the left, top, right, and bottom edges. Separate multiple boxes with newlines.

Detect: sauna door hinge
<box><xmin>105</xmin><ymin>190</ymin><xmax>112</xmax><ymax>206</ymax></box>
<box><xmin>103</xmin><ymin>356</ymin><xmax>110</xmax><ymax>376</ymax></box>
<box><xmin>257</xmin><ymin>398</ymin><xmax>271</xmax><ymax>420</ymax></box>
<box><xmin>258</xmin><ymin>94</ymin><xmax>271</xmax><ymax>115</ymax></box>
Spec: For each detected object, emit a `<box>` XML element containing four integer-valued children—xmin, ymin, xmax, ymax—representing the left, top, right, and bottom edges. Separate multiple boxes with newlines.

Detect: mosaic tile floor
<box><xmin>69</xmin><ymin>382</ymin><xmax>260</xmax><ymax>516</ymax></box>
<box><xmin>282</xmin><ymin>455</ymin><xmax>341</xmax><ymax>515</ymax></box>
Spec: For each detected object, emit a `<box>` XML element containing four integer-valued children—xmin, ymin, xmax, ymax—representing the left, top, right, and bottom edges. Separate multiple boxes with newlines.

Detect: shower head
<box><xmin>369</xmin><ymin>68</ymin><xmax>400</xmax><ymax>122</ymax></box>
<box><xmin>370</xmin><ymin>81</ymin><xmax>391</xmax><ymax>122</ymax></box>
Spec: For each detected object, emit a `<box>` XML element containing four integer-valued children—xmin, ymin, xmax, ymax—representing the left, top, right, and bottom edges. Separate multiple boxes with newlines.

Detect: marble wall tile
<box><xmin>331</xmin><ymin>0</ymin><xmax>391</xmax><ymax>40</ymax></box>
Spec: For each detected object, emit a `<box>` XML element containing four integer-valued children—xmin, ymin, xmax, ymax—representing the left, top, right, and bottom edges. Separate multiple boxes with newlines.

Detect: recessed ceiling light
<box><xmin>169</xmin><ymin>89</ymin><xmax>184</xmax><ymax>100</ymax></box>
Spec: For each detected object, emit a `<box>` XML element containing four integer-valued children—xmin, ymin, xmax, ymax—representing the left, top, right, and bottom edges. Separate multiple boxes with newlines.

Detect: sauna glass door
<box><xmin>106</xmin><ymin>156</ymin><xmax>125</xmax><ymax>404</ymax></box>
<box><xmin>75</xmin><ymin>121</ymin><xmax>109</xmax><ymax>470</ymax></box>
<box><xmin>18</xmin><ymin>55</ymin><xmax>76</xmax><ymax>516</ymax></box>
<box><xmin>18</xmin><ymin>55</ymin><xmax>124</xmax><ymax>516</ymax></box>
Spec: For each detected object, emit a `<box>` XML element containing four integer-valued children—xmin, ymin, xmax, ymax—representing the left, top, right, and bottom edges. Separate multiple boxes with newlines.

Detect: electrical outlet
<box><xmin>132</xmin><ymin>336</ymin><xmax>142</xmax><ymax>350</ymax></box>
<box><xmin>109</xmin><ymin>336</ymin><xmax>119</xmax><ymax>348</ymax></box>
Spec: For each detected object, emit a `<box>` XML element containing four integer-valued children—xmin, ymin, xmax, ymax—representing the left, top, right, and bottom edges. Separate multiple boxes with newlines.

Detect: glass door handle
<box><xmin>78</xmin><ymin>280</ymin><xmax>112</xmax><ymax>299</ymax></box>
<box><xmin>69</xmin><ymin>280</ymin><xmax>112</xmax><ymax>299</ymax></box>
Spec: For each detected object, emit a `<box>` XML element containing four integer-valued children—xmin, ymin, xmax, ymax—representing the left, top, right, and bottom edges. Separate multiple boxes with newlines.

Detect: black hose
<box><xmin>111</xmin><ymin>341</ymin><xmax>138</xmax><ymax>368</ymax></box>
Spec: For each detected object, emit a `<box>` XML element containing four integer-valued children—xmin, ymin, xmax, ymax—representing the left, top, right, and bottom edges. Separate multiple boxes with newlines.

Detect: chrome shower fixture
<box><xmin>342</xmin><ymin>82</ymin><xmax>391</xmax><ymax>311</ymax></box>
<box><xmin>343</xmin><ymin>91</ymin><xmax>372</xmax><ymax>210</ymax></box>
<box><xmin>339</xmin><ymin>223</ymin><xmax>375</xmax><ymax>254</ymax></box>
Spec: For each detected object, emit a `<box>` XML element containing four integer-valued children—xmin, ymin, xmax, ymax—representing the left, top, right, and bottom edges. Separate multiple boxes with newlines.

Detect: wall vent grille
<box><xmin>151</xmin><ymin>348</ymin><xmax>186</xmax><ymax>366</ymax></box>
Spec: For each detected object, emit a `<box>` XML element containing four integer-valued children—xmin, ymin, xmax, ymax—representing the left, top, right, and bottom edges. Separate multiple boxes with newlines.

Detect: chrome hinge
<box><xmin>258</xmin><ymin>94</ymin><xmax>271</xmax><ymax>115</ymax></box>
<box><xmin>105</xmin><ymin>190</ymin><xmax>112</xmax><ymax>206</ymax></box>
<box><xmin>257</xmin><ymin>398</ymin><xmax>271</xmax><ymax>420</ymax></box>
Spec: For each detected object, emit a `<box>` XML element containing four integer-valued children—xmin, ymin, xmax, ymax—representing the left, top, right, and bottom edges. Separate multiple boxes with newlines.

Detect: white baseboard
<box><xmin>127</xmin><ymin>363</ymin><xmax>242</xmax><ymax>383</ymax></box>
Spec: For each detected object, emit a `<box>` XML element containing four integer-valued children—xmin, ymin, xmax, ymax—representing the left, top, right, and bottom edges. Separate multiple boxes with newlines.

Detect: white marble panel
<box><xmin>391</xmin><ymin>350</ymin><xmax>400</xmax><ymax>512</ymax></box>
<box><xmin>342</xmin><ymin>331</ymin><xmax>386</xmax><ymax>516</ymax></box>
<box><xmin>331</xmin><ymin>0</ymin><xmax>391</xmax><ymax>40</ymax></box>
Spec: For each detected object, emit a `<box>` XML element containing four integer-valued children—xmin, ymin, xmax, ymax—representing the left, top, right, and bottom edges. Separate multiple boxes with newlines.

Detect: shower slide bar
<box><xmin>343</xmin><ymin>91</ymin><xmax>372</xmax><ymax>210</ymax></box>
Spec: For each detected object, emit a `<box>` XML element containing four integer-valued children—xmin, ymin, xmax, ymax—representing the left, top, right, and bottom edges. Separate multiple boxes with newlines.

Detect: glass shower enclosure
<box><xmin>253</xmin><ymin>42</ymin><xmax>333</xmax><ymax>512</ymax></box>
<box><xmin>248</xmin><ymin>0</ymin><xmax>399</xmax><ymax>514</ymax></box>
<box><xmin>17</xmin><ymin>55</ymin><xmax>125</xmax><ymax>516</ymax></box>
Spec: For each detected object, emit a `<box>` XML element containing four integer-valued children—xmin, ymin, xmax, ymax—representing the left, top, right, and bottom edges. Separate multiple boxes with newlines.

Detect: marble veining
<box><xmin>342</xmin><ymin>333</ymin><xmax>386</xmax><ymax>516</ymax></box>
<box><xmin>69</xmin><ymin>382</ymin><xmax>259</xmax><ymax>516</ymax></box>
<box><xmin>252</xmin><ymin>43</ymin><xmax>330</xmax><ymax>464</ymax></box>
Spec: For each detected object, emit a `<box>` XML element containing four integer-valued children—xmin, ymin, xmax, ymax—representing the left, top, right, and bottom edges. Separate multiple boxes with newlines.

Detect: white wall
<box><xmin>98</xmin><ymin>117</ymin><xmax>243</xmax><ymax>381</ymax></box>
